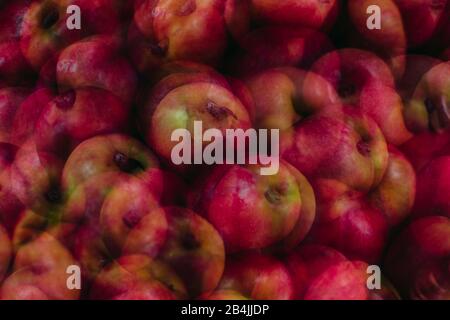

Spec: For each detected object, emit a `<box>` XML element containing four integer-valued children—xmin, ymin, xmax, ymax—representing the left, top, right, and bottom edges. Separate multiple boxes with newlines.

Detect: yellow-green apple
<box><xmin>0</xmin><ymin>224</ymin><xmax>11</xmax><ymax>282</ymax></box>
<box><xmin>0</xmin><ymin>0</ymin><xmax>34</xmax><ymax>86</ymax></box>
<box><xmin>283</xmin><ymin>110</ymin><xmax>389</xmax><ymax>192</ymax></box>
<box><xmin>56</xmin><ymin>36</ymin><xmax>138</xmax><ymax>104</ymax></box>
<box><xmin>217</xmin><ymin>252</ymin><xmax>294</xmax><ymax>300</ymax></box>
<box><xmin>229</xmin><ymin>26</ymin><xmax>333</xmax><ymax>76</ymax></box>
<box><xmin>157</xmin><ymin>206</ymin><xmax>225</xmax><ymax>298</ymax></box>
<box><xmin>403</xmin><ymin>62</ymin><xmax>450</xmax><ymax>133</ymax></box>
<box><xmin>0</xmin><ymin>87</ymin><xmax>31</xmax><ymax>143</ymax></box>
<box><xmin>413</xmin><ymin>156</ymin><xmax>450</xmax><ymax>219</ymax></box>
<box><xmin>369</xmin><ymin>146</ymin><xmax>416</xmax><ymax>226</ymax></box>
<box><xmin>311</xmin><ymin>49</ymin><xmax>412</xmax><ymax>145</ymax></box>
<box><xmin>19</xmin><ymin>0</ymin><xmax>122</xmax><ymax>69</ymax></box>
<box><xmin>190</xmin><ymin>161</ymin><xmax>302</xmax><ymax>252</ymax></box>
<box><xmin>33</xmin><ymin>88</ymin><xmax>131</xmax><ymax>158</ymax></box>
<box><xmin>128</xmin><ymin>0</ymin><xmax>227</xmax><ymax>73</ymax></box>
<box><xmin>347</xmin><ymin>0</ymin><xmax>406</xmax><ymax>78</ymax></box>
<box><xmin>244</xmin><ymin>67</ymin><xmax>341</xmax><ymax>132</ymax></box>
<box><xmin>385</xmin><ymin>216</ymin><xmax>450</xmax><ymax>299</ymax></box>
<box><xmin>0</xmin><ymin>232</ymin><xmax>79</xmax><ymax>300</ymax></box>
<box><xmin>62</xmin><ymin>134</ymin><xmax>159</xmax><ymax>193</ymax></box>
<box><xmin>90</xmin><ymin>254</ymin><xmax>187</xmax><ymax>300</ymax></box>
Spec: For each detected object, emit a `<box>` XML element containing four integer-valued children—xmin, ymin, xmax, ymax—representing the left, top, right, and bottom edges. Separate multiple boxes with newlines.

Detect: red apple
<box><xmin>0</xmin><ymin>87</ymin><xmax>31</xmax><ymax>143</ymax></box>
<box><xmin>413</xmin><ymin>156</ymin><xmax>450</xmax><ymax>219</ymax></box>
<box><xmin>56</xmin><ymin>36</ymin><xmax>138</xmax><ymax>104</ymax></box>
<box><xmin>90</xmin><ymin>254</ymin><xmax>187</xmax><ymax>300</ymax></box>
<box><xmin>201</xmin><ymin>289</ymin><xmax>248</xmax><ymax>300</ymax></box>
<box><xmin>385</xmin><ymin>216</ymin><xmax>450</xmax><ymax>299</ymax></box>
<box><xmin>311</xmin><ymin>49</ymin><xmax>412</xmax><ymax>145</ymax></box>
<box><xmin>20</xmin><ymin>0</ymin><xmax>122</xmax><ymax>69</ymax></box>
<box><xmin>128</xmin><ymin>0</ymin><xmax>227</xmax><ymax>73</ymax></box>
<box><xmin>34</xmin><ymin>88</ymin><xmax>131</xmax><ymax>158</ymax></box>
<box><xmin>157</xmin><ymin>206</ymin><xmax>225</xmax><ymax>298</ymax></box>
<box><xmin>62</xmin><ymin>134</ymin><xmax>159</xmax><ymax>193</ymax></box>
<box><xmin>0</xmin><ymin>233</ymin><xmax>80</xmax><ymax>300</ymax></box>
<box><xmin>191</xmin><ymin>161</ymin><xmax>302</xmax><ymax>252</ymax></box>
<box><xmin>218</xmin><ymin>252</ymin><xmax>294</xmax><ymax>300</ymax></box>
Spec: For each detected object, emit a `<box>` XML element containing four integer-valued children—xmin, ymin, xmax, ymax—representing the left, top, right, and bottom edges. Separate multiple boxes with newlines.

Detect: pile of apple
<box><xmin>0</xmin><ymin>0</ymin><xmax>449</xmax><ymax>300</ymax></box>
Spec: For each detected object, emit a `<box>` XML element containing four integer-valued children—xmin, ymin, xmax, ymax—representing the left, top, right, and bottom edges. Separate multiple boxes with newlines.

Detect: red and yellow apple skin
<box><xmin>141</xmin><ymin>69</ymin><xmax>251</xmax><ymax>169</ymax></box>
<box><xmin>0</xmin><ymin>233</ymin><xmax>80</xmax><ymax>300</ymax></box>
<box><xmin>128</xmin><ymin>0</ymin><xmax>227</xmax><ymax>73</ymax></box>
<box><xmin>157</xmin><ymin>206</ymin><xmax>225</xmax><ymax>298</ymax></box>
<box><xmin>369</xmin><ymin>146</ymin><xmax>416</xmax><ymax>226</ymax></box>
<box><xmin>385</xmin><ymin>216</ymin><xmax>450</xmax><ymax>300</ymax></box>
<box><xmin>191</xmin><ymin>162</ymin><xmax>302</xmax><ymax>252</ymax></box>
<box><xmin>34</xmin><ymin>88</ymin><xmax>131</xmax><ymax>158</ymax></box>
<box><xmin>201</xmin><ymin>289</ymin><xmax>248</xmax><ymax>300</ymax></box>
<box><xmin>62</xmin><ymin>134</ymin><xmax>159</xmax><ymax>193</ymax></box>
<box><xmin>244</xmin><ymin>67</ymin><xmax>341</xmax><ymax>131</ymax></box>
<box><xmin>90</xmin><ymin>254</ymin><xmax>187</xmax><ymax>300</ymax></box>
<box><xmin>311</xmin><ymin>49</ymin><xmax>412</xmax><ymax>145</ymax></box>
<box><xmin>413</xmin><ymin>156</ymin><xmax>450</xmax><ymax>220</ymax></box>
<box><xmin>217</xmin><ymin>252</ymin><xmax>294</xmax><ymax>300</ymax></box>
<box><xmin>19</xmin><ymin>0</ymin><xmax>122</xmax><ymax>70</ymax></box>
<box><xmin>403</xmin><ymin>62</ymin><xmax>450</xmax><ymax>133</ymax></box>
<box><xmin>0</xmin><ymin>224</ymin><xmax>11</xmax><ymax>282</ymax></box>
<box><xmin>56</xmin><ymin>36</ymin><xmax>138</xmax><ymax>105</ymax></box>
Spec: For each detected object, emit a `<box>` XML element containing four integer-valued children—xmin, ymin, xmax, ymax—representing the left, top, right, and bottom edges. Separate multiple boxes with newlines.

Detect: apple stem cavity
<box><xmin>113</xmin><ymin>152</ymin><xmax>145</xmax><ymax>174</ymax></box>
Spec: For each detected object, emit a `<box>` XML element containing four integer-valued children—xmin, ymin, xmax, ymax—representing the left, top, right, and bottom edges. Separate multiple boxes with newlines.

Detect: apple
<box><xmin>0</xmin><ymin>0</ymin><xmax>34</xmax><ymax>86</ymax></box>
<box><xmin>347</xmin><ymin>0</ymin><xmax>407</xmax><ymax>78</ymax></box>
<box><xmin>156</xmin><ymin>206</ymin><xmax>225</xmax><ymax>298</ymax></box>
<box><xmin>62</xmin><ymin>134</ymin><xmax>159</xmax><ymax>193</ymax></box>
<box><xmin>128</xmin><ymin>0</ymin><xmax>227</xmax><ymax>73</ymax></box>
<box><xmin>286</xmin><ymin>244</ymin><xmax>399</xmax><ymax>300</ymax></box>
<box><xmin>283</xmin><ymin>110</ymin><xmax>389</xmax><ymax>192</ymax></box>
<box><xmin>395</xmin><ymin>0</ymin><xmax>448</xmax><ymax>48</ymax></box>
<box><xmin>56</xmin><ymin>36</ymin><xmax>138</xmax><ymax>104</ymax></box>
<box><xmin>305</xmin><ymin>179</ymin><xmax>389</xmax><ymax>264</ymax></box>
<box><xmin>311</xmin><ymin>49</ymin><xmax>412</xmax><ymax>145</ymax></box>
<box><xmin>217</xmin><ymin>252</ymin><xmax>294</xmax><ymax>300</ymax></box>
<box><xmin>1</xmin><ymin>141</ymin><xmax>64</xmax><ymax>216</ymax></box>
<box><xmin>191</xmin><ymin>161</ymin><xmax>302</xmax><ymax>252</ymax></box>
<box><xmin>224</xmin><ymin>0</ymin><xmax>339</xmax><ymax>42</ymax></box>
<box><xmin>413</xmin><ymin>156</ymin><xmax>450</xmax><ymax>219</ymax></box>
<box><xmin>142</xmin><ymin>70</ymin><xmax>251</xmax><ymax>168</ymax></box>
<box><xmin>0</xmin><ymin>232</ymin><xmax>80</xmax><ymax>300</ymax></box>
<box><xmin>403</xmin><ymin>62</ymin><xmax>450</xmax><ymax>133</ymax></box>
<box><xmin>244</xmin><ymin>67</ymin><xmax>341</xmax><ymax>131</ymax></box>
<box><xmin>33</xmin><ymin>88</ymin><xmax>131</xmax><ymax>158</ymax></box>
<box><xmin>10</xmin><ymin>87</ymin><xmax>54</xmax><ymax>146</ymax></box>
<box><xmin>369</xmin><ymin>146</ymin><xmax>416</xmax><ymax>226</ymax></box>
<box><xmin>90</xmin><ymin>254</ymin><xmax>187</xmax><ymax>300</ymax></box>
<box><xmin>400</xmin><ymin>130</ymin><xmax>450</xmax><ymax>172</ymax></box>
<box><xmin>19</xmin><ymin>0</ymin><xmax>122</xmax><ymax>69</ymax></box>
<box><xmin>385</xmin><ymin>216</ymin><xmax>450</xmax><ymax>299</ymax></box>
<box><xmin>0</xmin><ymin>224</ymin><xmax>11</xmax><ymax>282</ymax></box>
<box><xmin>99</xmin><ymin>176</ymin><xmax>163</xmax><ymax>256</ymax></box>
<box><xmin>201</xmin><ymin>289</ymin><xmax>248</xmax><ymax>300</ymax></box>
<box><xmin>0</xmin><ymin>87</ymin><xmax>31</xmax><ymax>143</ymax></box>
<box><xmin>228</xmin><ymin>26</ymin><xmax>334</xmax><ymax>76</ymax></box>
